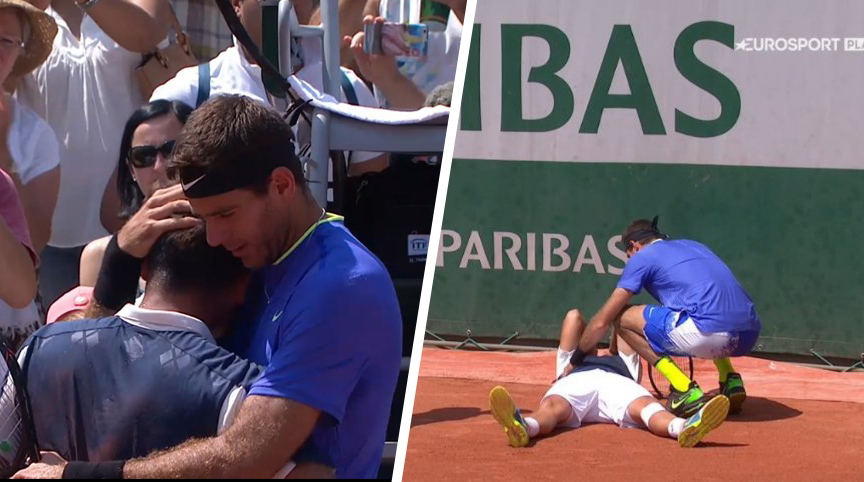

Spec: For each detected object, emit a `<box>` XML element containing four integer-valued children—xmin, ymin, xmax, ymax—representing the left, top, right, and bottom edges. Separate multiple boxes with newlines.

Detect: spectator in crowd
<box><xmin>346</xmin><ymin>0</ymin><xmax>463</xmax><ymax>110</ymax></box>
<box><xmin>12</xmin><ymin>0</ymin><xmax>173</xmax><ymax>309</ymax></box>
<box><xmin>17</xmin><ymin>224</ymin><xmax>332</xmax><ymax>478</ymax></box>
<box><xmin>17</xmin><ymin>95</ymin><xmax>402</xmax><ymax>479</ymax></box>
<box><xmin>44</xmin><ymin>285</ymin><xmax>91</xmax><ymax>323</ymax></box>
<box><xmin>343</xmin><ymin>0</ymin><xmax>467</xmax><ymax>110</ymax></box>
<box><xmin>170</xmin><ymin>0</ymin><xmax>233</xmax><ymax>61</ymax></box>
<box><xmin>0</xmin><ymin>168</ymin><xmax>36</xmax><ymax>312</ymax></box>
<box><xmin>86</xmin><ymin>100</ymin><xmax>194</xmax><ymax>281</ymax></box>
<box><xmin>0</xmin><ymin>0</ymin><xmax>59</xmax><ymax>255</ymax></box>
<box><xmin>167</xmin><ymin>0</ymin><xmax>352</xmax><ymax>68</ymax></box>
<box><xmin>151</xmin><ymin>0</ymin><xmax>388</xmax><ymax>175</ymax></box>
<box><xmin>0</xmin><ymin>0</ymin><xmax>58</xmax><ymax>346</ymax></box>
<box><xmin>303</xmin><ymin>0</ymin><xmax>367</xmax><ymax>76</ymax></box>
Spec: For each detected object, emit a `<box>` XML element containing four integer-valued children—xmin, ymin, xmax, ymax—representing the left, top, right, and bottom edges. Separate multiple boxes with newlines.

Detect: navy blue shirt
<box><xmin>226</xmin><ymin>216</ymin><xmax>402</xmax><ymax>479</ymax></box>
<box><xmin>19</xmin><ymin>309</ymin><xmax>261</xmax><ymax>462</ymax></box>
<box><xmin>572</xmin><ymin>355</ymin><xmax>634</xmax><ymax>380</ymax></box>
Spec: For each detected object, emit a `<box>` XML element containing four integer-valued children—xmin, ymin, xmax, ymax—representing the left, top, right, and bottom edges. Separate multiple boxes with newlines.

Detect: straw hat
<box><xmin>0</xmin><ymin>0</ymin><xmax>57</xmax><ymax>77</ymax></box>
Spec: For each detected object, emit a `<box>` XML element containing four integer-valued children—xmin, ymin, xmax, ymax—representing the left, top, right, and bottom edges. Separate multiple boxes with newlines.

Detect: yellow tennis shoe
<box><xmin>678</xmin><ymin>394</ymin><xmax>730</xmax><ymax>448</ymax></box>
<box><xmin>489</xmin><ymin>386</ymin><xmax>530</xmax><ymax>448</ymax></box>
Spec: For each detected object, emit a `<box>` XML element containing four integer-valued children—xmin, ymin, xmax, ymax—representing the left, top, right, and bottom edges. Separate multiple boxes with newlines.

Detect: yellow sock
<box><xmin>655</xmin><ymin>357</ymin><xmax>692</xmax><ymax>392</ymax></box>
<box><xmin>714</xmin><ymin>358</ymin><xmax>735</xmax><ymax>383</ymax></box>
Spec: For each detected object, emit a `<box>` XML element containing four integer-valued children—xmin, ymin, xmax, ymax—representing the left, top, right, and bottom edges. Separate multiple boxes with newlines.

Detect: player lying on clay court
<box><xmin>558</xmin><ymin>217</ymin><xmax>761</xmax><ymax>418</ymax></box>
<box><xmin>489</xmin><ymin>316</ymin><xmax>730</xmax><ymax>448</ymax></box>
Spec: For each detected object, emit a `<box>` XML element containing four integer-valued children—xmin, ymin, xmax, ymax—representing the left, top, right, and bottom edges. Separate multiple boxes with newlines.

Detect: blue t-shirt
<box><xmin>226</xmin><ymin>217</ymin><xmax>402</xmax><ymax>479</ymax></box>
<box><xmin>617</xmin><ymin>239</ymin><xmax>761</xmax><ymax>334</ymax></box>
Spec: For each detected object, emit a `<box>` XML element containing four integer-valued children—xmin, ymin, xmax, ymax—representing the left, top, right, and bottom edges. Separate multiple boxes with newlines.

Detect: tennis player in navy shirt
<box><xmin>16</xmin><ymin>96</ymin><xmax>401</xmax><ymax>480</ymax></box>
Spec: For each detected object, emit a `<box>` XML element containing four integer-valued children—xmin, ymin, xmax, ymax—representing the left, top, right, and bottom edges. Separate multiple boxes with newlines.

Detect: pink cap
<box><xmin>46</xmin><ymin>286</ymin><xmax>94</xmax><ymax>324</ymax></box>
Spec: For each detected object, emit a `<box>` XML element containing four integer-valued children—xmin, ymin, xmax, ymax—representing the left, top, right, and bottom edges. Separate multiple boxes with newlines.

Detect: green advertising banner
<box><xmin>430</xmin><ymin>0</ymin><xmax>864</xmax><ymax>358</ymax></box>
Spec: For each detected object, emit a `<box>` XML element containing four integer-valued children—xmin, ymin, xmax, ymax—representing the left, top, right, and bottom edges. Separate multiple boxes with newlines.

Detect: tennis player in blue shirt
<box><xmin>560</xmin><ymin>217</ymin><xmax>761</xmax><ymax>419</ymax></box>
<box><xmin>16</xmin><ymin>96</ymin><xmax>401</xmax><ymax>480</ymax></box>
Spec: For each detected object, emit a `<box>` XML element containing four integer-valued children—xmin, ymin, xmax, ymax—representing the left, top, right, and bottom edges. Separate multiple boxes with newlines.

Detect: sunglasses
<box><xmin>128</xmin><ymin>140</ymin><xmax>176</xmax><ymax>169</ymax></box>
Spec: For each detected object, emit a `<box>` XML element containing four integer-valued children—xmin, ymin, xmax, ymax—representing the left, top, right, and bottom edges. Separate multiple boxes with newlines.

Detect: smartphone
<box><xmin>363</xmin><ymin>22</ymin><xmax>429</xmax><ymax>58</ymax></box>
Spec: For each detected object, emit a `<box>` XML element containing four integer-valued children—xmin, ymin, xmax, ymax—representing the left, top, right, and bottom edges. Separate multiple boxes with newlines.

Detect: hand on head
<box><xmin>117</xmin><ymin>184</ymin><xmax>202</xmax><ymax>259</ymax></box>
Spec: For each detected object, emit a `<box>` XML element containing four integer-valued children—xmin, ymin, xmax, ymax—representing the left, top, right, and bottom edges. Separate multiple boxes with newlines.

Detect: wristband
<box><xmin>63</xmin><ymin>461</ymin><xmax>125</xmax><ymax>479</ymax></box>
<box><xmin>92</xmin><ymin>235</ymin><xmax>142</xmax><ymax>311</ymax></box>
<box><xmin>569</xmin><ymin>347</ymin><xmax>587</xmax><ymax>367</ymax></box>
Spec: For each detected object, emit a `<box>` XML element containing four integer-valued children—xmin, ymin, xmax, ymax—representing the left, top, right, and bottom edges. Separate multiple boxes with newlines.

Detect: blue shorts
<box><xmin>642</xmin><ymin>305</ymin><xmax>759</xmax><ymax>358</ymax></box>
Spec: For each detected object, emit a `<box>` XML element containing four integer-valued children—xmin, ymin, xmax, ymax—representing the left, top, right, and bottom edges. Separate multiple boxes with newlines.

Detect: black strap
<box><xmin>569</xmin><ymin>348</ymin><xmax>587</xmax><ymax>367</ymax></box>
<box><xmin>196</xmin><ymin>62</ymin><xmax>211</xmax><ymax>108</ymax></box>
<box><xmin>261</xmin><ymin>0</ymin><xmax>285</xmax><ymax>99</ymax></box>
<box><xmin>213</xmin><ymin>0</ymin><xmax>301</xmax><ymax>107</ymax></box>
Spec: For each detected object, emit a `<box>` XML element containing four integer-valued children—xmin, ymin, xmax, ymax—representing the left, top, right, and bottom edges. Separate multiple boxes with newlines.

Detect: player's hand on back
<box><xmin>12</xmin><ymin>451</ymin><xmax>66</xmax><ymax>479</ymax></box>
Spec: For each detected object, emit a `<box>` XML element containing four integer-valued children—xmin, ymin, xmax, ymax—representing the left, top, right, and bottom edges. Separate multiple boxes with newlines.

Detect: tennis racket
<box><xmin>648</xmin><ymin>355</ymin><xmax>694</xmax><ymax>399</ymax></box>
<box><xmin>0</xmin><ymin>335</ymin><xmax>39</xmax><ymax>478</ymax></box>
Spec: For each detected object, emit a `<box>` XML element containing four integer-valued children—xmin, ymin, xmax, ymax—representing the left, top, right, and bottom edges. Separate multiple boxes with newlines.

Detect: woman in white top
<box><xmin>12</xmin><ymin>0</ymin><xmax>172</xmax><ymax>309</ymax></box>
<box><xmin>0</xmin><ymin>0</ymin><xmax>59</xmax><ymax>255</ymax></box>
<box><xmin>79</xmin><ymin>99</ymin><xmax>193</xmax><ymax>287</ymax></box>
<box><xmin>0</xmin><ymin>0</ymin><xmax>58</xmax><ymax>345</ymax></box>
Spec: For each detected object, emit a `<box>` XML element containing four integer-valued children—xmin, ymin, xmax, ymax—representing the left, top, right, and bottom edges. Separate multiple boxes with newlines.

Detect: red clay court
<box><xmin>404</xmin><ymin>348</ymin><xmax>864</xmax><ymax>481</ymax></box>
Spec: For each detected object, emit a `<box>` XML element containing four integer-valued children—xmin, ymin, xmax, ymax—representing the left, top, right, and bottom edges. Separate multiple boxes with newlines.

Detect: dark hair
<box><xmin>116</xmin><ymin>100</ymin><xmax>194</xmax><ymax>219</ymax></box>
<box><xmin>145</xmin><ymin>223</ymin><xmax>247</xmax><ymax>295</ymax></box>
<box><xmin>622</xmin><ymin>217</ymin><xmax>666</xmax><ymax>249</ymax></box>
<box><xmin>167</xmin><ymin>95</ymin><xmax>306</xmax><ymax>194</ymax></box>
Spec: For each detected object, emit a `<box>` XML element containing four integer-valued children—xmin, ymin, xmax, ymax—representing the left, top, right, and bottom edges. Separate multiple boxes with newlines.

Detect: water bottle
<box><xmin>420</xmin><ymin>0</ymin><xmax>450</xmax><ymax>31</ymax></box>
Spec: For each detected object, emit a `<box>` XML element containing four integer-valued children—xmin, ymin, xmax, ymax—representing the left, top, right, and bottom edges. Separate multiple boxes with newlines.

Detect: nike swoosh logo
<box><xmin>271</xmin><ymin>310</ymin><xmax>283</xmax><ymax>322</ymax></box>
<box><xmin>181</xmin><ymin>173</ymin><xmax>207</xmax><ymax>191</ymax></box>
<box><xmin>670</xmin><ymin>398</ymin><xmax>687</xmax><ymax>409</ymax></box>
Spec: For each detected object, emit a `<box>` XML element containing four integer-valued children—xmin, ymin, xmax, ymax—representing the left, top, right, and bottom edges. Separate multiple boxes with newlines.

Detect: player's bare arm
<box><xmin>578</xmin><ymin>288</ymin><xmax>634</xmax><ymax>354</ymax></box>
<box><xmin>124</xmin><ymin>395</ymin><xmax>320</xmax><ymax>479</ymax></box>
<box><xmin>557</xmin><ymin>289</ymin><xmax>634</xmax><ymax>380</ymax></box>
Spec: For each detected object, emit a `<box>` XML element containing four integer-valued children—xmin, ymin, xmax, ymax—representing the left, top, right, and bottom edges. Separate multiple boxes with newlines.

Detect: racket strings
<box><xmin>0</xmin><ymin>375</ymin><xmax>24</xmax><ymax>438</ymax></box>
<box><xmin>0</xmin><ymin>356</ymin><xmax>29</xmax><ymax>475</ymax></box>
<box><xmin>650</xmin><ymin>356</ymin><xmax>695</xmax><ymax>398</ymax></box>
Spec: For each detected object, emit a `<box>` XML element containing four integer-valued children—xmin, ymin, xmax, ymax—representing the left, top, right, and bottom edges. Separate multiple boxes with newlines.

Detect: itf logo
<box><xmin>408</xmin><ymin>234</ymin><xmax>430</xmax><ymax>260</ymax></box>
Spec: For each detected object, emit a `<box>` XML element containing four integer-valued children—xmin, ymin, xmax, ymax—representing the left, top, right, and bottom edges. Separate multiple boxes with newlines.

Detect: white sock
<box><xmin>667</xmin><ymin>418</ymin><xmax>685</xmax><ymax>438</ymax></box>
<box><xmin>524</xmin><ymin>417</ymin><xmax>540</xmax><ymax>438</ymax></box>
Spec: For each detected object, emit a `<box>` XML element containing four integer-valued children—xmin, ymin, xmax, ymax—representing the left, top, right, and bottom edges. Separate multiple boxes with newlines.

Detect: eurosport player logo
<box><xmin>735</xmin><ymin>37</ymin><xmax>864</xmax><ymax>52</ymax></box>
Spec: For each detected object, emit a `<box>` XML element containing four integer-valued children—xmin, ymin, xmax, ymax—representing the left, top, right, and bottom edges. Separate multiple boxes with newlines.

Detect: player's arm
<box><xmin>576</xmin><ymin>288</ymin><xmax>633</xmax><ymax>355</ymax></box>
<box><xmin>556</xmin><ymin>289</ymin><xmax>633</xmax><ymax>381</ymax></box>
<box><xmin>608</xmin><ymin>326</ymin><xmax>620</xmax><ymax>355</ymax></box>
<box><xmin>13</xmin><ymin>395</ymin><xmax>321</xmax><ymax>479</ymax></box>
<box><xmin>123</xmin><ymin>395</ymin><xmax>320</xmax><ymax>478</ymax></box>
<box><xmin>0</xmin><ymin>216</ymin><xmax>36</xmax><ymax>309</ymax></box>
